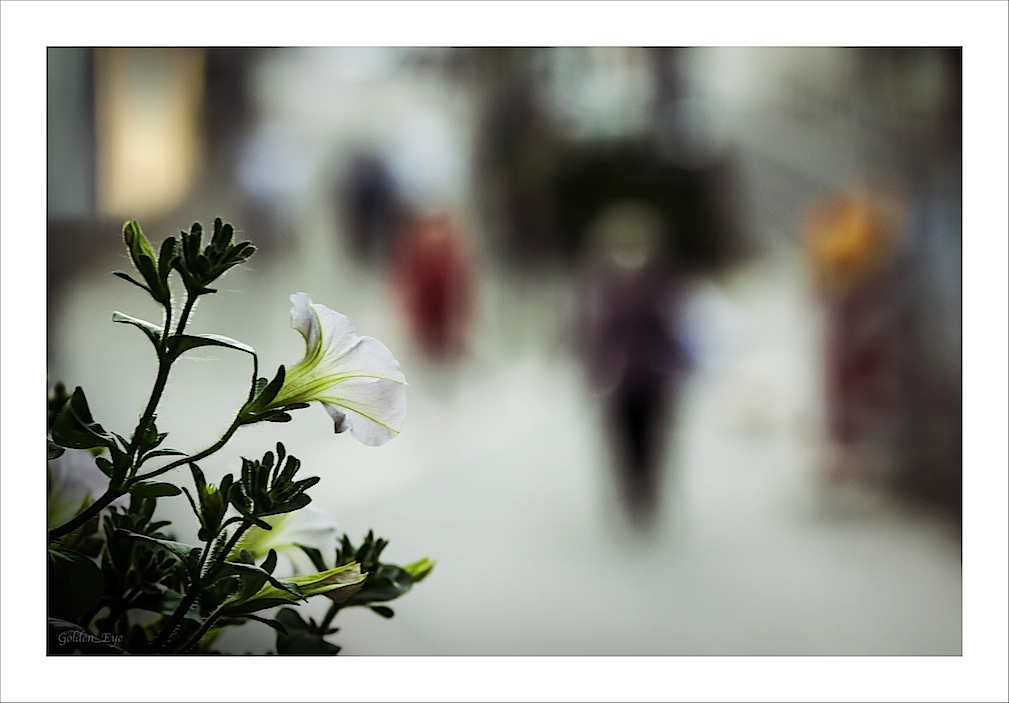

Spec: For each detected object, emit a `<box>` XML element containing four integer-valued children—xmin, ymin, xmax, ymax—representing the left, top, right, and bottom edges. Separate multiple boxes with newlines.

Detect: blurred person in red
<box><xmin>577</xmin><ymin>201</ymin><xmax>693</xmax><ymax>528</ymax></box>
<box><xmin>390</xmin><ymin>210</ymin><xmax>475</xmax><ymax>361</ymax></box>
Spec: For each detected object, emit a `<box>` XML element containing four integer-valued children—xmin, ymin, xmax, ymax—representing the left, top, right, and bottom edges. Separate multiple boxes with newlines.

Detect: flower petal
<box><xmin>277</xmin><ymin>294</ymin><xmax>408</xmax><ymax>446</ymax></box>
<box><xmin>324</xmin><ymin>333</ymin><xmax>406</xmax><ymax>385</ymax></box>
<box><xmin>290</xmin><ymin>292</ymin><xmax>360</xmax><ymax>360</ymax></box>
<box><xmin>321</xmin><ymin>376</ymin><xmax>407</xmax><ymax>447</ymax></box>
<box><xmin>238</xmin><ymin>506</ymin><xmax>342</xmax><ymax>576</ymax></box>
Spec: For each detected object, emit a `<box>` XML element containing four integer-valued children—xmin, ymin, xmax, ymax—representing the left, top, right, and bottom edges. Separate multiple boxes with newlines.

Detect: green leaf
<box><xmin>260</xmin><ymin>365</ymin><xmax>286</xmax><ymax>403</ymax></box>
<box><xmin>216</xmin><ymin>556</ymin><xmax>303</xmax><ymax>602</ymax></box>
<box><xmin>112</xmin><ymin>311</ymin><xmax>164</xmax><ymax>350</ymax></box>
<box><xmin>114</xmin><ymin>530</ymin><xmax>200</xmax><ymax>573</ymax></box>
<box><xmin>48</xmin><ymin>548</ymin><xmax>104</xmax><ymax>620</ymax></box>
<box><xmin>298</xmin><ymin>545</ymin><xmax>330</xmax><ymax>573</ymax></box>
<box><xmin>183</xmin><ymin>222</ymin><xmax>202</xmax><ymax>266</ymax></box>
<box><xmin>245</xmin><ymin>613</ymin><xmax>289</xmax><ymax>635</ymax></box>
<box><xmin>223</xmin><ymin>597</ymin><xmax>301</xmax><ymax>616</ymax></box>
<box><xmin>47</xmin><ymin>439</ymin><xmax>65</xmax><ymax>460</ymax></box>
<box><xmin>158</xmin><ymin>236</ymin><xmax>178</xmax><ymax>288</ymax></box>
<box><xmin>352</xmin><ymin>564</ymin><xmax>414</xmax><ymax>603</ymax></box>
<box><xmin>48</xmin><ymin>382</ymin><xmax>72</xmax><ymax>429</ymax></box>
<box><xmin>211</xmin><ymin>217</ymin><xmax>233</xmax><ymax>250</ymax></box>
<box><xmin>99</xmin><ymin>445</ymin><xmax>132</xmax><ymax>485</ymax></box>
<box><xmin>140</xmin><ymin>447</ymin><xmax>186</xmax><ymax>461</ymax></box>
<box><xmin>403</xmin><ymin>557</ymin><xmax>435</xmax><ymax>583</ymax></box>
<box><xmin>256</xmin><ymin>366</ymin><xmax>286</xmax><ymax>409</ymax></box>
<box><xmin>218</xmin><ymin>613</ymin><xmax>289</xmax><ymax>635</ymax></box>
<box><xmin>130</xmin><ymin>481</ymin><xmax>183</xmax><ymax>499</ymax></box>
<box><xmin>113</xmin><ymin>270</ymin><xmax>154</xmax><ymax>295</ymax></box>
<box><xmin>138</xmin><ymin>422</ymin><xmax>164</xmax><ymax>451</ymax></box>
<box><xmin>130</xmin><ymin>585</ymin><xmax>185</xmax><ymax>617</ymax></box>
<box><xmin>166</xmin><ymin>333</ymin><xmax>255</xmax><ymax>361</ymax></box>
<box><xmin>275</xmin><ymin>608</ymin><xmax>341</xmax><ymax>655</ymax></box>
<box><xmin>93</xmin><ymin>456</ymin><xmax>115</xmax><ymax>478</ymax></box>
<box><xmin>50</xmin><ymin>387</ymin><xmax>114</xmax><ymax>450</ymax></box>
<box><xmin>260</xmin><ymin>547</ymin><xmax>279</xmax><ymax>576</ymax></box>
<box><xmin>369</xmin><ymin>605</ymin><xmax>395</xmax><ymax>619</ymax></box>
<box><xmin>258</xmin><ymin>492</ymin><xmax>312</xmax><ymax>517</ymax></box>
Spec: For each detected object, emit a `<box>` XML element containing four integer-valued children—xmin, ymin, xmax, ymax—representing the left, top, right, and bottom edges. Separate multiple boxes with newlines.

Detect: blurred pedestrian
<box><xmin>802</xmin><ymin>184</ymin><xmax>911</xmax><ymax>483</ymax></box>
<box><xmin>577</xmin><ymin>201</ymin><xmax>692</xmax><ymax>526</ymax></box>
<box><xmin>340</xmin><ymin>151</ymin><xmax>402</xmax><ymax>262</ymax></box>
<box><xmin>391</xmin><ymin>210</ymin><xmax>475</xmax><ymax>361</ymax></box>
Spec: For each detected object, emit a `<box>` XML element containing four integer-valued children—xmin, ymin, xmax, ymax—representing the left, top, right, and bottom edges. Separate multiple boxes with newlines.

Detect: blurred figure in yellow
<box><xmin>803</xmin><ymin>184</ymin><xmax>907</xmax><ymax>296</ymax></box>
<box><xmin>577</xmin><ymin>201</ymin><xmax>693</xmax><ymax>527</ymax></box>
<box><xmin>802</xmin><ymin>182</ymin><xmax>910</xmax><ymax>482</ymax></box>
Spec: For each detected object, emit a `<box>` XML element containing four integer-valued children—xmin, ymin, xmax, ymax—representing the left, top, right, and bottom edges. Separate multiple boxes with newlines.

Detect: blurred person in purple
<box><xmin>577</xmin><ymin>201</ymin><xmax>693</xmax><ymax>527</ymax></box>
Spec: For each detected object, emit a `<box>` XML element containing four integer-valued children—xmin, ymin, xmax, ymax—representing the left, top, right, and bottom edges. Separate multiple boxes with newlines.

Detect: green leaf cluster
<box><xmin>46</xmin><ymin>216</ymin><xmax>430</xmax><ymax>655</ymax></box>
<box><xmin>287</xmin><ymin>531</ymin><xmax>436</xmax><ymax>649</ymax></box>
<box><xmin>228</xmin><ymin>443</ymin><xmax>320</xmax><ymax>526</ymax></box>
<box><xmin>114</xmin><ymin>218</ymin><xmax>255</xmax><ymax>304</ymax></box>
<box><xmin>176</xmin><ymin>218</ymin><xmax>256</xmax><ymax>296</ymax></box>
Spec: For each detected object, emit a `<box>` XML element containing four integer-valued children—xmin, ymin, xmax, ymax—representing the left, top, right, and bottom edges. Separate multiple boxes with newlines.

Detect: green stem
<box><xmin>129</xmin><ymin>357</ymin><xmax>172</xmax><ymax>462</ymax></box>
<box><xmin>129</xmin><ymin>295</ymin><xmax>178</xmax><ymax>462</ymax></box>
<box><xmin>214</xmin><ymin>522</ymin><xmax>253</xmax><ymax>572</ymax></box>
<box><xmin>247</xmin><ymin>353</ymin><xmax>260</xmax><ymax>403</ymax></box>
<box><xmin>50</xmin><ymin>419</ymin><xmax>242</xmax><ymax>540</ymax></box>
<box><xmin>176</xmin><ymin>603</ymin><xmax>227</xmax><ymax>654</ymax></box>
<box><xmin>175</xmin><ymin>293</ymin><xmax>198</xmax><ymax>337</ymax></box>
<box><xmin>318</xmin><ymin>600</ymin><xmax>342</xmax><ymax>632</ymax></box>
<box><xmin>181</xmin><ymin>485</ymin><xmax>202</xmax><ymax>525</ymax></box>
<box><xmin>195</xmin><ymin>527</ymin><xmax>220</xmax><ymax>578</ymax></box>
<box><xmin>48</xmin><ymin>485</ymin><xmax>126</xmax><ymax>539</ymax></box>
<box><xmin>162</xmin><ymin>300</ymin><xmax>173</xmax><ymax>348</ymax></box>
<box><xmin>154</xmin><ymin>521</ymin><xmax>252</xmax><ymax>653</ymax></box>
<box><xmin>54</xmin><ymin>297</ymin><xmax>182</xmax><ymax>541</ymax></box>
<box><xmin>151</xmin><ymin>580</ymin><xmax>202</xmax><ymax>652</ymax></box>
<box><xmin>131</xmin><ymin>289</ymin><xmax>198</xmax><ymax>469</ymax></box>
<box><xmin>199</xmin><ymin>520</ymin><xmax>251</xmax><ymax>583</ymax></box>
<box><xmin>135</xmin><ymin>419</ymin><xmax>241</xmax><ymax>482</ymax></box>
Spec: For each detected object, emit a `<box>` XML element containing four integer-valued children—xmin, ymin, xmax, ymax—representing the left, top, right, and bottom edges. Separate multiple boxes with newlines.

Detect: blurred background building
<box><xmin>47</xmin><ymin>46</ymin><xmax>962</xmax><ymax>655</ymax></box>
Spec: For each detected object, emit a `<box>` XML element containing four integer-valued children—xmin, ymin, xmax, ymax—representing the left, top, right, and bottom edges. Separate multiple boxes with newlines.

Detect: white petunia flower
<box><xmin>236</xmin><ymin>505</ymin><xmax>342</xmax><ymax>577</ymax></box>
<box><xmin>269</xmin><ymin>292</ymin><xmax>407</xmax><ymax>447</ymax></box>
